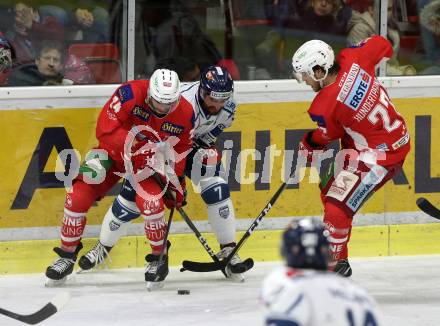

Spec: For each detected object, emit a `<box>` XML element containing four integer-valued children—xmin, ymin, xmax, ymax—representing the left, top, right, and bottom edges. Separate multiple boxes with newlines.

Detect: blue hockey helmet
<box><xmin>281</xmin><ymin>219</ymin><xmax>330</xmax><ymax>271</ymax></box>
<box><xmin>199</xmin><ymin>65</ymin><xmax>234</xmax><ymax>102</ymax></box>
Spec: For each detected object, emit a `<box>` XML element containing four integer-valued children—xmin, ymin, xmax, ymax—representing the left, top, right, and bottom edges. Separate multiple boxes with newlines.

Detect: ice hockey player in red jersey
<box><xmin>291</xmin><ymin>35</ymin><xmax>410</xmax><ymax>276</ymax></box>
<box><xmin>77</xmin><ymin>66</ymin><xmax>247</xmax><ymax>284</ymax></box>
<box><xmin>45</xmin><ymin>69</ymin><xmax>194</xmax><ymax>286</ymax></box>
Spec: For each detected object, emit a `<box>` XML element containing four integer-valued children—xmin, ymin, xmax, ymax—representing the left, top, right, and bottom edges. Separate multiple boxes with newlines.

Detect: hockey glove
<box><xmin>299</xmin><ymin>130</ymin><xmax>326</xmax><ymax>163</ymax></box>
<box><xmin>130</xmin><ymin>140</ymin><xmax>157</xmax><ymax>173</ymax></box>
<box><xmin>163</xmin><ymin>176</ymin><xmax>187</xmax><ymax>209</ymax></box>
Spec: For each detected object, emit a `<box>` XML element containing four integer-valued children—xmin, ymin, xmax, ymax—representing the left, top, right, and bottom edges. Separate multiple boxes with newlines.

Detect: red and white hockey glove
<box><xmin>130</xmin><ymin>140</ymin><xmax>158</xmax><ymax>173</ymax></box>
<box><xmin>162</xmin><ymin>175</ymin><xmax>187</xmax><ymax>209</ymax></box>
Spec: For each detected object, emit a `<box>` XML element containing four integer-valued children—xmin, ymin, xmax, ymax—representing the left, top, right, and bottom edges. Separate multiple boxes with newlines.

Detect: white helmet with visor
<box><xmin>292</xmin><ymin>40</ymin><xmax>334</xmax><ymax>82</ymax></box>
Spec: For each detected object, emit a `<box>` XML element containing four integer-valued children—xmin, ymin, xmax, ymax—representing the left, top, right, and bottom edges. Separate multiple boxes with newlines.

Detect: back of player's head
<box><xmin>281</xmin><ymin>219</ymin><xmax>330</xmax><ymax>271</ymax></box>
<box><xmin>199</xmin><ymin>65</ymin><xmax>234</xmax><ymax>102</ymax></box>
<box><xmin>148</xmin><ymin>69</ymin><xmax>181</xmax><ymax>117</ymax></box>
<box><xmin>291</xmin><ymin>39</ymin><xmax>334</xmax><ymax>82</ymax></box>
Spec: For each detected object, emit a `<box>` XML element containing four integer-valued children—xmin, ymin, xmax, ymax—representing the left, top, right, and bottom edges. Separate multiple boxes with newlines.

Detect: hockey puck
<box><xmin>177</xmin><ymin>289</ymin><xmax>190</xmax><ymax>295</ymax></box>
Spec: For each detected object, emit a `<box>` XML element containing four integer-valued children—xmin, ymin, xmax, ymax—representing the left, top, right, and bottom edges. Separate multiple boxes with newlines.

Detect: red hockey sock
<box><xmin>144</xmin><ymin>213</ymin><xmax>167</xmax><ymax>255</ymax></box>
<box><xmin>61</xmin><ymin>181</ymin><xmax>96</xmax><ymax>251</ymax></box>
<box><xmin>323</xmin><ymin>201</ymin><xmax>353</xmax><ymax>266</ymax></box>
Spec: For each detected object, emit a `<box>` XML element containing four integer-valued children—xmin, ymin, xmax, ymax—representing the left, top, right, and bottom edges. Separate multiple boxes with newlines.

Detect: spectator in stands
<box><xmin>7</xmin><ymin>40</ymin><xmax>65</xmax><ymax>86</ymax></box>
<box><xmin>67</xmin><ymin>2</ymin><xmax>110</xmax><ymax>43</ymax></box>
<box><xmin>346</xmin><ymin>0</ymin><xmax>417</xmax><ymax>75</ymax></box>
<box><xmin>294</xmin><ymin>0</ymin><xmax>347</xmax><ymax>36</ymax></box>
<box><xmin>154</xmin><ymin>56</ymin><xmax>200</xmax><ymax>82</ymax></box>
<box><xmin>135</xmin><ymin>0</ymin><xmax>222</xmax><ymax>79</ymax></box>
<box><xmin>2</xmin><ymin>1</ymin><xmax>64</xmax><ymax>68</ymax></box>
<box><xmin>419</xmin><ymin>0</ymin><xmax>440</xmax><ymax>71</ymax></box>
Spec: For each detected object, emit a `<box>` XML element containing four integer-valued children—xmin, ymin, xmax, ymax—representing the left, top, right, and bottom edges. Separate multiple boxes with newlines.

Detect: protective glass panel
<box><xmin>0</xmin><ymin>0</ymin><xmax>126</xmax><ymax>86</ymax></box>
<box><xmin>388</xmin><ymin>0</ymin><xmax>440</xmax><ymax>76</ymax></box>
<box><xmin>134</xmin><ymin>0</ymin><xmax>224</xmax><ymax>81</ymax></box>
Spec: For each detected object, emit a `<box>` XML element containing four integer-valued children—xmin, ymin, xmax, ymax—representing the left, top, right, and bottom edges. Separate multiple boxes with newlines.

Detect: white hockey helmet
<box><xmin>148</xmin><ymin>69</ymin><xmax>181</xmax><ymax>116</ymax></box>
<box><xmin>291</xmin><ymin>40</ymin><xmax>334</xmax><ymax>82</ymax></box>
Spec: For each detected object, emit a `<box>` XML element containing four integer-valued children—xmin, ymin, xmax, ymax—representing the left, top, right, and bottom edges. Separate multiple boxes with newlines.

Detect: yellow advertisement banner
<box><xmin>0</xmin><ymin>98</ymin><xmax>439</xmax><ymax>230</ymax></box>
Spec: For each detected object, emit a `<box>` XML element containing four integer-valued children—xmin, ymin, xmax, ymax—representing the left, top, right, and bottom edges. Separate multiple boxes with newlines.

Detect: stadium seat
<box><xmin>68</xmin><ymin>43</ymin><xmax>122</xmax><ymax>84</ymax></box>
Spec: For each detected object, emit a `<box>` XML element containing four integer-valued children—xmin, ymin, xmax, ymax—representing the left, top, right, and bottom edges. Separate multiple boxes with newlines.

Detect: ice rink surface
<box><xmin>0</xmin><ymin>255</ymin><xmax>439</xmax><ymax>326</ymax></box>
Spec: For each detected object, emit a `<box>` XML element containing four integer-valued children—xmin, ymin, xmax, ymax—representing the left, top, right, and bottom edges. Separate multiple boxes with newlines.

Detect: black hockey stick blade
<box><xmin>0</xmin><ymin>292</ymin><xmax>70</xmax><ymax>325</ymax></box>
<box><xmin>182</xmin><ymin>257</ymin><xmax>254</xmax><ymax>273</ymax></box>
<box><xmin>229</xmin><ymin>258</ymin><xmax>254</xmax><ymax>273</ymax></box>
<box><xmin>416</xmin><ymin>197</ymin><xmax>440</xmax><ymax>219</ymax></box>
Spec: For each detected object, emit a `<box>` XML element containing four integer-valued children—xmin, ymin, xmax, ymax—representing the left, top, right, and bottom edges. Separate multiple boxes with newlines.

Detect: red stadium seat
<box><xmin>68</xmin><ymin>43</ymin><xmax>122</xmax><ymax>84</ymax></box>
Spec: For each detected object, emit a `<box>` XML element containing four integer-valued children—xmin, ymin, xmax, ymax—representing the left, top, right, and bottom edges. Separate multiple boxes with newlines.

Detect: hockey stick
<box><xmin>158</xmin><ymin>207</ymin><xmax>174</xmax><ymax>267</ymax></box>
<box><xmin>0</xmin><ymin>292</ymin><xmax>70</xmax><ymax>325</ymax></box>
<box><xmin>182</xmin><ymin>175</ymin><xmax>291</xmax><ymax>272</ymax></box>
<box><xmin>416</xmin><ymin>197</ymin><xmax>440</xmax><ymax>220</ymax></box>
<box><xmin>176</xmin><ymin>206</ymin><xmax>229</xmax><ymax>277</ymax></box>
<box><xmin>152</xmin><ymin>174</ymin><xmax>229</xmax><ymax>276</ymax></box>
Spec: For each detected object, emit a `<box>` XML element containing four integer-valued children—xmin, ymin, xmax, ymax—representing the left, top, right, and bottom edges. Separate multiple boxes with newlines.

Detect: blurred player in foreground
<box><xmin>261</xmin><ymin>219</ymin><xmax>383</xmax><ymax>325</ymax></box>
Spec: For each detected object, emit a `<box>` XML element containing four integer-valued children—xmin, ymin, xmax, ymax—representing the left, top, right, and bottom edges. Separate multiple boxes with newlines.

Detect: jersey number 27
<box><xmin>367</xmin><ymin>88</ymin><xmax>402</xmax><ymax>133</ymax></box>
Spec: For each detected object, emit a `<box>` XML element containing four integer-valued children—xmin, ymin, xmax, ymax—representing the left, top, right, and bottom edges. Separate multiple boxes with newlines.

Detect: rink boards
<box><xmin>1</xmin><ymin>81</ymin><xmax>440</xmax><ymax>273</ymax></box>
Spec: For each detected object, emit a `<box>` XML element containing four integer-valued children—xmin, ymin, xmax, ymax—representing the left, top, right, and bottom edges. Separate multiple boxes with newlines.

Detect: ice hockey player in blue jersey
<box><xmin>261</xmin><ymin>219</ymin><xmax>383</xmax><ymax>325</ymax></box>
<box><xmin>78</xmin><ymin>66</ymin><xmax>246</xmax><ymax>284</ymax></box>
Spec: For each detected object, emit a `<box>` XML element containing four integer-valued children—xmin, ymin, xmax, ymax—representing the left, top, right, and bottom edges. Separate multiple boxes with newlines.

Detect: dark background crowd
<box><xmin>0</xmin><ymin>0</ymin><xmax>439</xmax><ymax>86</ymax></box>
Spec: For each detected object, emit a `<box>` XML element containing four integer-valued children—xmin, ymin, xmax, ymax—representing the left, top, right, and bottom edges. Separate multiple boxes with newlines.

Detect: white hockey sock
<box><xmin>99</xmin><ymin>207</ymin><xmax>131</xmax><ymax>247</ymax></box>
<box><xmin>207</xmin><ymin>198</ymin><xmax>236</xmax><ymax>245</ymax></box>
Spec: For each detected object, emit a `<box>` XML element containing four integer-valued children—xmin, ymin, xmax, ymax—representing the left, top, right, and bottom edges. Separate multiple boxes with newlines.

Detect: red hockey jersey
<box><xmin>308</xmin><ymin>35</ymin><xmax>410</xmax><ymax>166</ymax></box>
<box><xmin>96</xmin><ymin>80</ymin><xmax>195</xmax><ymax>176</ymax></box>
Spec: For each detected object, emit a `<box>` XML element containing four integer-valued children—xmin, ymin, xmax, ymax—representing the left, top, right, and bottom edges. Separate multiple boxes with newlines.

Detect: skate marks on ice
<box><xmin>1</xmin><ymin>256</ymin><xmax>440</xmax><ymax>325</ymax></box>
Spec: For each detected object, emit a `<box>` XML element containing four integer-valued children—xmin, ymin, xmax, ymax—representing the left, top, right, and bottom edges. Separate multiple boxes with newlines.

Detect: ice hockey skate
<box><xmin>333</xmin><ymin>259</ymin><xmax>352</xmax><ymax>277</ymax></box>
<box><xmin>216</xmin><ymin>244</ymin><xmax>245</xmax><ymax>282</ymax></box>
<box><xmin>78</xmin><ymin>241</ymin><xmax>112</xmax><ymax>271</ymax></box>
<box><xmin>45</xmin><ymin>243</ymin><xmax>83</xmax><ymax>286</ymax></box>
<box><xmin>144</xmin><ymin>241</ymin><xmax>171</xmax><ymax>291</ymax></box>
<box><xmin>144</xmin><ymin>253</ymin><xmax>169</xmax><ymax>291</ymax></box>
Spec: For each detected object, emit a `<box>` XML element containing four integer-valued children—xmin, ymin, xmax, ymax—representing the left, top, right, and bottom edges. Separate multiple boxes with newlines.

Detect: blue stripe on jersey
<box><xmin>265</xmin><ymin>317</ymin><xmax>300</xmax><ymax>326</ymax></box>
<box><xmin>310</xmin><ymin>114</ymin><xmax>326</xmax><ymax>127</ymax></box>
<box><xmin>181</xmin><ymin>82</ymin><xmax>199</xmax><ymax>96</ymax></box>
<box><xmin>285</xmin><ymin>293</ymin><xmax>304</xmax><ymax>314</ymax></box>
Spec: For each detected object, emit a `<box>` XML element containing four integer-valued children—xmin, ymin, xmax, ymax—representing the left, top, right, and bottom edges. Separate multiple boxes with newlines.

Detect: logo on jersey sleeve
<box><xmin>117</xmin><ymin>84</ymin><xmax>134</xmax><ymax>104</ymax></box>
<box><xmin>132</xmin><ymin>105</ymin><xmax>150</xmax><ymax>121</ymax></box>
<box><xmin>161</xmin><ymin>122</ymin><xmax>184</xmax><ymax>135</ymax></box>
<box><xmin>345</xmin><ymin>69</ymin><xmax>371</xmax><ymax>111</ymax></box>
<box><xmin>337</xmin><ymin>64</ymin><xmax>372</xmax><ymax>111</ymax></box>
